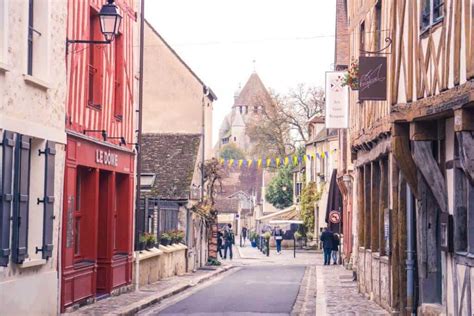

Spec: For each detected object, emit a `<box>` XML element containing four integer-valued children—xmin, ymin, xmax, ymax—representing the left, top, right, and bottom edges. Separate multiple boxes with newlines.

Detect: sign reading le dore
<box><xmin>329</xmin><ymin>210</ymin><xmax>341</xmax><ymax>224</ymax></box>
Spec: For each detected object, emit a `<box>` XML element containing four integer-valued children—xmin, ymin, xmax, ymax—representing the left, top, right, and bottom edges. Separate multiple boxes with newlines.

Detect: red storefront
<box><xmin>62</xmin><ymin>0</ymin><xmax>136</xmax><ymax>310</ymax></box>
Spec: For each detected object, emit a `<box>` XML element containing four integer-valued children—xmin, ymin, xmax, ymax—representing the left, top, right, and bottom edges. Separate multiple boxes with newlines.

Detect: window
<box><xmin>421</xmin><ymin>0</ymin><xmax>444</xmax><ymax>32</ymax></box>
<box><xmin>0</xmin><ymin>132</ymin><xmax>56</xmax><ymax>266</ymax></box>
<box><xmin>360</xmin><ymin>21</ymin><xmax>365</xmax><ymax>52</ymax></box>
<box><xmin>374</xmin><ymin>1</ymin><xmax>382</xmax><ymax>50</ymax></box>
<box><xmin>114</xmin><ymin>33</ymin><xmax>124</xmax><ymax>119</ymax></box>
<box><xmin>0</xmin><ymin>0</ymin><xmax>7</xmax><ymax>65</ymax></box>
<box><xmin>88</xmin><ymin>7</ymin><xmax>103</xmax><ymax>108</ymax></box>
<box><xmin>26</xmin><ymin>0</ymin><xmax>48</xmax><ymax>79</ymax></box>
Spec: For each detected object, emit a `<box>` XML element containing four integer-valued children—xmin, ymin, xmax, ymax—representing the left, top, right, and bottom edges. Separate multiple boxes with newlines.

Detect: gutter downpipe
<box><xmin>406</xmin><ymin>184</ymin><xmax>416</xmax><ymax>315</ymax></box>
<box><xmin>134</xmin><ymin>0</ymin><xmax>145</xmax><ymax>291</ymax></box>
<box><xmin>201</xmin><ymin>86</ymin><xmax>210</xmax><ymax>201</ymax></box>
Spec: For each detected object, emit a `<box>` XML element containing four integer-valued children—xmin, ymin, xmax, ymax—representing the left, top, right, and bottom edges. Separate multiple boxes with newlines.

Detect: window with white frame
<box><xmin>421</xmin><ymin>0</ymin><xmax>444</xmax><ymax>32</ymax></box>
<box><xmin>0</xmin><ymin>0</ymin><xmax>6</xmax><ymax>65</ymax></box>
<box><xmin>26</xmin><ymin>0</ymin><xmax>49</xmax><ymax>79</ymax></box>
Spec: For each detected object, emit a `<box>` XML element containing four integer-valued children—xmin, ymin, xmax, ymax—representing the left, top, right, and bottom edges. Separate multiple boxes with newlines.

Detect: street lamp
<box><xmin>66</xmin><ymin>0</ymin><xmax>122</xmax><ymax>52</ymax></box>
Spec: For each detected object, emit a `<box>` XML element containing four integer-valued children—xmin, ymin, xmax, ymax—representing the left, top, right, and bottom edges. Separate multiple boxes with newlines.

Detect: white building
<box><xmin>0</xmin><ymin>1</ymin><xmax>67</xmax><ymax>314</ymax></box>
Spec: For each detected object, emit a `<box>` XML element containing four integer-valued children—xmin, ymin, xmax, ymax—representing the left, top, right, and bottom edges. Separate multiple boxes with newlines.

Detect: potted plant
<box><xmin>148</xmin><ymin>234</ymin><xmax>157</xmax><ymax>249</ymax></box>
<box><xmin>174</xmin><ymin>230</ymin><xmax>185</xmax><ymax>244</ymax></box>
<box><xmin>307</xmin><ymin>232</ymin><xmax>314</xmax><ymax>242</ymax></box>
<box><xmin>138</xmin><ymin>233</ymin><xmax>147</xmax><ymax>251</ymax></box>
<box><xmin>160</xmin><ymin>232</ymin><xmax>171</xmax><ymax>246</ymax></box>
<box><xmin>342</xmin><ymin>59</ymin><xmax>359</xmax><ymax>90</ymax></box>
<box><xmin>250</xmin><ymin>231</ymin><xmax>257</xmax><ymax>248</ymax></box>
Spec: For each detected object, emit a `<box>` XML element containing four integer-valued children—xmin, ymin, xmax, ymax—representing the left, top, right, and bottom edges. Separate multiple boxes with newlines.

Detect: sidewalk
<box><xmin>64</xmin><ymin>264</ymin><xmax>234</xmax><ymax>315</ymax></box>
<box><xmin>315</xmin><ymin>260</ymin><xmax>389</xmax><ymax>315</ymax></box>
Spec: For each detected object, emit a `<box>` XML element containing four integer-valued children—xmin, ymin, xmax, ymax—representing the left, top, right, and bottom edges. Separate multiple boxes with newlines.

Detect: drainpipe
<box><xmin>406</xmin><ymin>184</ymin><xmax>416</xmax><ymax>315</ymax></box>
<box><xmin>201</xmin><ymin>86</ymin><xmax>210</xmax><ymax>200</ymax></box>
<box><xmin>134</xmin><ymin>0</ymin><xmax>145</xmax><ymax>291</ymax></box>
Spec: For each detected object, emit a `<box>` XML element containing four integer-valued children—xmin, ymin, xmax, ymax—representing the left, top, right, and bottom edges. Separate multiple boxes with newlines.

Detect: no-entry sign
<box><xmin>329</xmin><ymin>210</ymin><xmax>341</xmax><ymax>224</ymax></box>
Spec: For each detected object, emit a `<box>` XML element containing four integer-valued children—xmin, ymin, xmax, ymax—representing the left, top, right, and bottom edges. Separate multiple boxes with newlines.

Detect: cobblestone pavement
<box><xmin>63</xmin><ymin>265</ymin><xmax>234</xmax><ymax>315</ymax></box>
<box><xmin>291</xmin><ymin>265</ymin><xmax>317</xmax><ymax>316</ymax></box>
<box><xmin>315</xmin><ymin>259</ymin><xmax>389</xmax><ymax>315</ymax></box>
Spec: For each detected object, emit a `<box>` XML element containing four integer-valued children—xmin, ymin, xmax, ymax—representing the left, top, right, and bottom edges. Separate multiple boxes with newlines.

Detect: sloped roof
<box><xmin>141</xmin><ymin>133</ymin><xmax>201</xmax><ymax>200</ymax></box>
<box><xmin>214</xmin><ymin>197</ymin><xmax>240</xmax><ymax>214</ymax></box>
<box><xmin>234</xmin><ymin>72</ymin><xmax>272</xmax><ymax>107</ymax></box>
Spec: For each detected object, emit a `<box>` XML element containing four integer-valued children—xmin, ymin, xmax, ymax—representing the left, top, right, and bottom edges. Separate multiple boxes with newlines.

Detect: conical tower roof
<box><xmin>233</xmin><ymin>72</ymin><xmax>272</xmax><ymax>107</ymax></box>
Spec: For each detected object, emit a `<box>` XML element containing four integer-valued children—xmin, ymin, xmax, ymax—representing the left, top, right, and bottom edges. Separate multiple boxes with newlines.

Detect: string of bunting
<box><xmin>218</xmin><ymin>149</ymin><xmax>337</xmax><ymax>168</ymax></box>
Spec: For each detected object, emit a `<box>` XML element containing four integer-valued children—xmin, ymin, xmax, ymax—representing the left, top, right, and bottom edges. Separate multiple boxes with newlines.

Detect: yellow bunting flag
<box><xmin>248</xmin><ymin>159</ymin><xmax>253</xmax><ymax>167</ymax></box>
<box><xmin>238</xmin><ymin>159</ymin><xmax>243</xmax><ymax>168</ymax></box>
<box><xmin>258</xmin><ymin>158</ymin><xmax>262</xmax><ymax>168</ymax></box>
<box><xmin>276</xmin><ymin>158</ymin><xmax>281</xmax><ymax>167</ymax></box>
<box><xmin>303</xmin><ymin>155</ymin><xmax>307</xmax><ymax>163</ymax></box>
<box><xmin>321</xmin><ymin>152</ymin><xmax>326</xmax><ymax>159</ymax></box>
<box><xmin>219</xmin><ymin>158</ymin><xmax>224</xmax><ymax>164</ymax></box>
<box><xmin>284</xmin><ymin>157</ymin><xmax>289</xmax><ymax>166</ymax></box>
<box><xmin>228</xmin><ymin>159</ymin><xmax>234</xmax><ymax>167</ymax></box>
<box><xmin>266</xmin><ymin>158</ymin><xmax>271</xmax><ymax>167</ymax></box>
<box><xmin>293</xmin><ymin>156</ymin><xmax>298</xmax><ymax>165</ymax></box>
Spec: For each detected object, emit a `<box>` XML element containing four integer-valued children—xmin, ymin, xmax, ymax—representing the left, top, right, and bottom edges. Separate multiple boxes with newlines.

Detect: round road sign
<box><xmin>329</xmin><ymin>210</ymin><xmax>341</xmax><ymax>224</ymax></box>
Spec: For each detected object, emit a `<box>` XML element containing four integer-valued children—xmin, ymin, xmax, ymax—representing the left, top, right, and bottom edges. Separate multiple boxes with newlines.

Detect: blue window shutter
<box><xmin>0</xmin><ymin>131</ymin><xmax>15</xmax><ymax>266</ymax></box>
<box><xmin>41</xmin><ymin>141</ymin><xmax>55</xmax><ymax>259</ymax></box>
<box><xmin>12</xmin><ymin>135</ymin><xmax>31</xmax><ymax>264</ymax></box>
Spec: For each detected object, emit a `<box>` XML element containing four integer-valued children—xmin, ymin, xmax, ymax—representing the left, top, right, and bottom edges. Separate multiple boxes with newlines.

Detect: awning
<box><xmin>325</xmin><ymin>169</ymin><xmax>343</xmax><ymax>233</ymax></box>
<box><xmin>256</xmin><ymin>205</ymin><xmax>296</xmax><ymax>221</ymax></box>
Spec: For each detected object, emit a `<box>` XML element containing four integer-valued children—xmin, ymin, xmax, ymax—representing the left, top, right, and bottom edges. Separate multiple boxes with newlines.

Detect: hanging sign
<box><xmin>359</xmin><ymin>56</ymin><xmax>387</xmax><ymax>101</ymax></box>
<box><xmin>325</xmin><ymin>71</ymin><xmax>349</xmax><ymax>129</ymax></box>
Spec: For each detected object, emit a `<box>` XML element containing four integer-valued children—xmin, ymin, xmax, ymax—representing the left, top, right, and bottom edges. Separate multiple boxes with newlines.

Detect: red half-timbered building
<box><xmin>61</xmin><ymin>0</ymin><xmax>137</xmax><ymax>310</ymax></box>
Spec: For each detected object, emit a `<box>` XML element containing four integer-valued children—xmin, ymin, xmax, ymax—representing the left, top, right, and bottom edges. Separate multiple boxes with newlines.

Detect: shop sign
<box><xmin>325</xmin><ymin>71</ymin><xmax>349</xmax><ymax>129</ymax></box>
<box><xmin>359</xmin><ymin>56</ymin><xmax>387</xmax><ymax>101</ymax></box>
<box><xmin>95</xmin><ymin>149</ymin><xmax>119</xmax><ymax>167</ymax></box>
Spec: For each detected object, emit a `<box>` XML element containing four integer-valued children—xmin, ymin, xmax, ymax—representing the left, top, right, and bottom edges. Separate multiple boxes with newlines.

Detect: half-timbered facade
<box><xmin>61</xmin><ymin>0</ymin><xmax>138</xmax><ymax>311</ymax></box>
<box><xmin>346</xmin><ymin>0</ymin><xmax>474</xmax><ymax>314</ymax></box>
<box><xmin>390</xmin><ymin>0</ymin><xmax>474</xmax><ymax>314</ymax></box>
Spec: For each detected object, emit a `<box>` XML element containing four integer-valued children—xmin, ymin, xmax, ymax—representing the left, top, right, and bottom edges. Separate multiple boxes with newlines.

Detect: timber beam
<box><xmin>412</xmin><ymin>141</ymin><xmax>448</xmax><ymax>213</ymax></box>
<box><xmin>391</xmin><ymin>124</ymin><xmax>418</xmax><ymax>198</ymax></box>
<box><xmin>456</xmin><ymin>131</ymin><xmax>474</xmax><ymax>183</ymax></box>
<box><xmin>454</xmin><ymin>108</ymin><xmax>474</xmax><ymax>132</ymax></box>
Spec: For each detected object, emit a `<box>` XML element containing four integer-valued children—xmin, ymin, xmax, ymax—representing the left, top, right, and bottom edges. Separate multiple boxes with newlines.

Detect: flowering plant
<box><xmin>342</xmin><ymin>59</ymin><xmax>359</xmax><ymax>90</ymax></box>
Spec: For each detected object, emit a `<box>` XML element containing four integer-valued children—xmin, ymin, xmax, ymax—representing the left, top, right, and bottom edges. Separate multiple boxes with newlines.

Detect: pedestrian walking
<box><xmin>223</xmin><ymin>224</ymin><xmax>234</xmax><ymax>260</ymax></box>
<box><xmin>320</xmin><ymin>227</ymin><xmax>334</xmax><ymax>265</ymax></box>
<box><xmin>332</xmin><ymin>233</ymin><xmax>340</xmax><ymax>265</ymax></box>
<box><xmin>273</xmin><ymin>226</ymin><xmax>284</xmax><ymax>254</ymax></box>
<box><xmin>217</xmin><ymin>230</ymin><xmax>224</xmax><ymax>259</ymax></box>
<box><xmin>241</xmin><ymin>226</ymin><xmax>248</xmax><ymax>245</ymax></box>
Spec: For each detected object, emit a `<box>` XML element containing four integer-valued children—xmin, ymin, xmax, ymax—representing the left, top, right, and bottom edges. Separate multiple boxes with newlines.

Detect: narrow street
<box><xmin>145</xmin><ymin>265</ymin><xmax>305</xmax><ymax>315</ymax></box>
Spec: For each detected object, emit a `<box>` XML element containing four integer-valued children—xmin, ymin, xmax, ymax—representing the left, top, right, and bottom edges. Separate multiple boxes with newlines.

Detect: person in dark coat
<box><xmin>217</xmin><ymin>230</ymin><xmax>224</xmax><ymax>258</ymax></box>
<box><xmin>332</xmin><ymin>233</ymin><xmax>340</xmax><ymax>264</ymax></box>
<box><xmin>320</xmin><ymin>227</ymin><xmax>334</xmax><ymax>265</ymax></box>
<box><xmin>223</xmin><ymin>224</ymin><xmax>234</xmax><ymax>260</ymax></box>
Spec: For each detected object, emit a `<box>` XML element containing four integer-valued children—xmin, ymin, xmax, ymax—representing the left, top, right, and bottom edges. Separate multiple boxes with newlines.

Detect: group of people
<box><xmin>217</xmin><ymin>224</ymin><xmax>235</xmax><ymax>260</ymax></box>
<box><xmin>320</xmin><ymin>227</ymin><xmax>340</xmax><ymax>265</ymax></box>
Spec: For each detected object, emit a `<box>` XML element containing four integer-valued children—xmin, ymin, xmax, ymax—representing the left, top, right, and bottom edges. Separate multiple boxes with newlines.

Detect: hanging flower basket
<box><xmin>342</xmin><ymin>60</ymin><xmax>359</xmax><ymax>90</ymax></box>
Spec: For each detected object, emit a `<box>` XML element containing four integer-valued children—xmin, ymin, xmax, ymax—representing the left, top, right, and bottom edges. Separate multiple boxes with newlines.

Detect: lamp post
<box><xmin>66</xmin><ymin>0</ymin><xmax>122</xmax><ymax>53</ymax></box>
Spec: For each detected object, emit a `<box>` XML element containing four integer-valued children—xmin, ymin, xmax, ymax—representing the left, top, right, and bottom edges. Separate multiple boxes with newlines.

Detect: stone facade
<box><xmin>0</xmin><ymin>1</ymin><xmax>67</xmax><ymax>315</ymax></box>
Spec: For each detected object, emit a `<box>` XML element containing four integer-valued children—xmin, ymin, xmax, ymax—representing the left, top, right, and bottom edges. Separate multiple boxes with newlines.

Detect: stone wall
<box><xmin>133</xmin><ymin>244</ymin><xmax>188</xmax><ymax>287</ymax></box>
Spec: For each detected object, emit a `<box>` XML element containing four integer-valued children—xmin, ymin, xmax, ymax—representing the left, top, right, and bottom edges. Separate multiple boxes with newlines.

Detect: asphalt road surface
<box><xmin>141</xmin><ymin>265</ymin><xmax>306</xmax><ymax>315</ymax></box>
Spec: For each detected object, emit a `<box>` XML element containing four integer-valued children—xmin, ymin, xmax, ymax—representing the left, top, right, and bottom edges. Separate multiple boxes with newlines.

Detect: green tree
<box><xmin>265</xmin><ymin>165</ymin><xmax>294</xmax><ymax>209</ymax></box>
<box><xmin>218</xmin><ymin>143</ymin><xmax>246</xmax><ymax>160</ymax></box>
<box><xmin>300</xmin><ymin>182</ymin><xmax>322</xmax><ymax>233</ymax></box>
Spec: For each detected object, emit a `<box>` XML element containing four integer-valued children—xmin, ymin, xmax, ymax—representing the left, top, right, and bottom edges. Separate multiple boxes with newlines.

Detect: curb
<box><xmin>115</xmin><ymin>265</ymin><xmax>235</xmax><ymax>315</ymax></box>
<box><xmin>315</xmin><ymin>266</ymin><xmax>327</xmax><ymax>316</ymax></box>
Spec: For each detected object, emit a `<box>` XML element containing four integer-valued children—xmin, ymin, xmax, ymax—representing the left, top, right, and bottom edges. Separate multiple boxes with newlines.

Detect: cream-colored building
<box><xmin>141</xmin><ymin>20</ymin><xmax>216</xmax><ymax>272</ymax></box>
<box><xmin>305</xmin><ymin>116</ymin><xmax>339</xmax><ymax>240</ymax></box>
<box><xmin>0</xmin><ymin>1</ymin><xmax>67</xmax><ymax>315</ymax></box>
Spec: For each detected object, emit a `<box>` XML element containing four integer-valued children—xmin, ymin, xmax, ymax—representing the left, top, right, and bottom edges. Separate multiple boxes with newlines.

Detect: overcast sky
<box><xmin>145</xmin><ymin>0</ymin><xmax>336</xmax><ymax>143</ymax></box>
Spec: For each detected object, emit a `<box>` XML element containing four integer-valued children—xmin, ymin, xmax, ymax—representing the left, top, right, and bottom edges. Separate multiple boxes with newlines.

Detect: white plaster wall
<box><xmin>0</xmin><ymin>1</ymin><xmax>67</xmax><ymax>314</ymax></box>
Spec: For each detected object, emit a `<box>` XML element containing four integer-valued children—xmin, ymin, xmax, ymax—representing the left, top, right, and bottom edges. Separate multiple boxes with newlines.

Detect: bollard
<box><xmin>293</xmin><ymin>237</ymin><xmax>296</xmax><ymax>258</ymax></box>
<box><xmin>266</xmin><ymin>238</ymin><xmax>270</xmax><ymax>256</ymax></box>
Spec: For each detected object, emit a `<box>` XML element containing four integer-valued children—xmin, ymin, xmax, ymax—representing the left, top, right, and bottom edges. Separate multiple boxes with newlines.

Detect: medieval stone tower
<box><xmin>218</xmin><ymin>72</ymin><xmax>272</xmax><ymax>154</ymax></box>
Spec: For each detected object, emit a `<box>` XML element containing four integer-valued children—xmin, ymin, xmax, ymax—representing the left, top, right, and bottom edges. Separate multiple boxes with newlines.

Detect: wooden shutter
<box><xmin>12</xmin><ymin>135</ymin><xmax>31</xmax><ymax>264</ymax></box>
<box><xmin>41</xmin><ymin>141</ymin><xmax>56</xmax><ymax>259</ymax></box>
<box><xmin>0</xmin><ymin>131</ymin><xmax>15</xmax><ymax>266</ymax></box>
